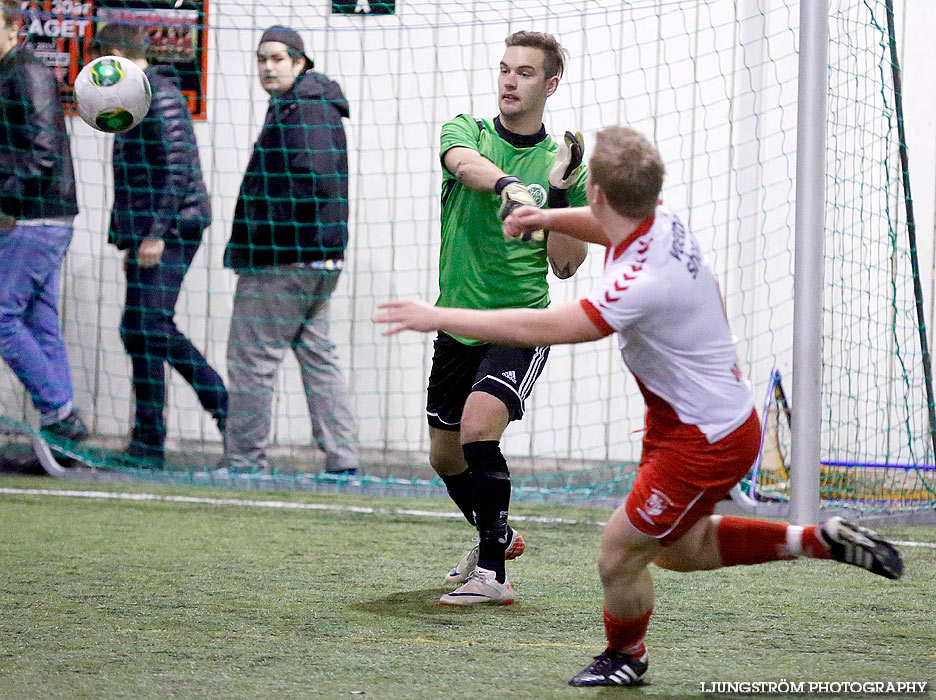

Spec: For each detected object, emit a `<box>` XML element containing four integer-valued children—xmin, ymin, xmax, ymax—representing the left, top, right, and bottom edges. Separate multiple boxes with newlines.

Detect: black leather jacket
<box><xmin>225</xmin><ymin>70</ymin><xmax>350</xmax><ymax>270</ymax></box>
<box><xmin>0</xmin><ymin>44</ymin><xmax>78</xmax><ymax>220</ymax></box>
<box><xmin>108</xmin><ymin>65</ymin><xmax>211</xmax><ymax>250</ymax></box>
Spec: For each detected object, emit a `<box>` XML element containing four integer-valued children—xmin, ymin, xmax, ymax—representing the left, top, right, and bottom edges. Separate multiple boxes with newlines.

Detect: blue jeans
<box><xmin>121</xmin><ymin>238</ymin><xmax>227</xmax><ymax>449</ymax></box>
<box><xmin>0</xmin><ymin>223</ymin><xmax>74</xmax><ymax>417</ymax></box>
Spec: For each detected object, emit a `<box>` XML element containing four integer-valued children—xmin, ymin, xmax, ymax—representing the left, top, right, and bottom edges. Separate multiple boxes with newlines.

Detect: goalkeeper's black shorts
<box><xmin>426</xmin><ymin>331</ymin><xmax>549</xmax><ymax>430</ymax></box>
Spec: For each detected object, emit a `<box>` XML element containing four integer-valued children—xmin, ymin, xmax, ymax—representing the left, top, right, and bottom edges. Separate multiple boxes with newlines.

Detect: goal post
<box><xmin>790</xmin><ymin>0</ymin><xmax>828</xmax><ymax>525</ymax></box>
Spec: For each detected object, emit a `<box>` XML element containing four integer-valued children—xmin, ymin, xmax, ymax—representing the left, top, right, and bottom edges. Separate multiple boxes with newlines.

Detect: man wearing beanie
<box><xmin>221</xmin><ymin>26</ymin><xmax>359</xmax><ymax>475</ymax></box>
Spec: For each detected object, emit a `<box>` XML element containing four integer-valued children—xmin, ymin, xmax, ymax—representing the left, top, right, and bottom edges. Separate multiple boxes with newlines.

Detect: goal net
<box><xmin>1</xmin><ymin>0</ymin><xmax>932</xmax><ymax>512</ymax></box>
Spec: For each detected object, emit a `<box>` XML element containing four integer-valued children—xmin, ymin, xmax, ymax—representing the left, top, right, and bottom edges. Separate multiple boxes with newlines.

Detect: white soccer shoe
<box><xmin>440</xmin><ymin>567</ymin><xmax>515</xmax><ymax>606</ymax></box>
<box><xmin>443</xmin><ymin>527</ymin><xmax>525</xmax><ymax>585</ymax></box>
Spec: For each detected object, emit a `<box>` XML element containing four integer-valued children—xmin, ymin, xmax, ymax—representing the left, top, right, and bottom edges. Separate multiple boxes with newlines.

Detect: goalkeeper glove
<box><xmin>495</xmin><ymin>175</ymin><xmax>543</xmax><ymax>241</ymax></box>
<box><xmin>547</xmin><ymin>130</ymin><xmax>585</xmax><ymax>208</ymax></box>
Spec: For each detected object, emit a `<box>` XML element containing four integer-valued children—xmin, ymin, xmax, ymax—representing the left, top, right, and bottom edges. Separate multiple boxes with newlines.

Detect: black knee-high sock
<box><xmin>463</xmin><ymin>440</ymin><xmax>511</xmax><ymax>582</ymax></box>
<box><xmin>440</xmin><ymin>470</ymin><xmax>476</xmax><ymax>527</ymax></box>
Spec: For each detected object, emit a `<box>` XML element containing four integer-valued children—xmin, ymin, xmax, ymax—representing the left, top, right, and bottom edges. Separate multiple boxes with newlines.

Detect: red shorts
<box><xmin>624</xmin><ymin>409</ymin><xmax>761</xmax><ymax>546</ymax></box>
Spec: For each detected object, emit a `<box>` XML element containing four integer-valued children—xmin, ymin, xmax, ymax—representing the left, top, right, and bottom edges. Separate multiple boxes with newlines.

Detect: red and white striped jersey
<box><xmin>580</xmin><ymin>204</ymin><xmax>754</xmax><ymax>443</ymax></box>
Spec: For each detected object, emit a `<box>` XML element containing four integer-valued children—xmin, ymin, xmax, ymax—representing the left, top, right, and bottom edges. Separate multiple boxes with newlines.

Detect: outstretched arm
<box><xmin>505</xmin><ymin>205</ymin><xmax>609</xmax><ymax>246</ymax></box>
<box><xmin>443</xmin><ymin>146</ymin><xmax>505</xmax><ymax>192</ymax></box>
<box><xmin>374</xmin><ymin>299</ymin><xmax>608</xmax><ymax>347</ymax></box>
<box><xmin>443</xmin><ymin>146</ymin><xmax>546</xmax><ymax>241</ymax></box>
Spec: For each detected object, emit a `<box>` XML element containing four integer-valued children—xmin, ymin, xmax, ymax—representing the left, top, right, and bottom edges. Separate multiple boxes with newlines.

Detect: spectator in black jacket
<box><xmin>91</xmin><ymin>25</ymin><xmax>227</xmax><ymax>467</ymax></box>
<box><xmin>0</xmin><ymin>0</ymin><xmax>88</xmax><ymax>444</ymax></box>
<box><xmin>219</xmin><ymin>26</ymin><xmax>358</xmax><ymax>475</ymax></box>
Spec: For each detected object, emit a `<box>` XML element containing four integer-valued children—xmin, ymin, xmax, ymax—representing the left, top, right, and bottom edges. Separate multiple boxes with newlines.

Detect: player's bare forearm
<box><xmin>443</xmin><ymin>147</ymin><xmax>505</xmax><ymax>192</ymax></box>
<box><xmin>375</xmin><ymin>299</ymin><xmax>606</xmax><ymax>347</ymax></box>
<box><xmin>547</xmin><ymin>232</ymin><xmax>588</xmax><ymax>279</ymax></box>
<box><xmin>505</xmin><ymin>206</ymin><xmax>609</xmax><ymax>246</ymax></box>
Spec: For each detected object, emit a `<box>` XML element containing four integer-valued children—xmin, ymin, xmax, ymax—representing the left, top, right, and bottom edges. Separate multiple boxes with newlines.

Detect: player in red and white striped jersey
<box><xmin>375</xmin><ymin>126</ymin><xmax>903</xmax><ymax>687</ymax></box>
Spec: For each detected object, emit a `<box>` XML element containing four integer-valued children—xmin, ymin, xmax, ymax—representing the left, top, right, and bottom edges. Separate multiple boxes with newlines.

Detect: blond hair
<box><xmin>589</xmin><ymin>126</ymin><xmax>664</xmax><ymax>219</ymax></box>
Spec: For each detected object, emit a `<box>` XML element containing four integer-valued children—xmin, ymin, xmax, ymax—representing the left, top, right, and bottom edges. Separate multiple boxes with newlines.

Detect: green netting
<box><xmin>0</xmin><ymin>0</ymin><xmax>933</xmax><ymax>511</ymax></box>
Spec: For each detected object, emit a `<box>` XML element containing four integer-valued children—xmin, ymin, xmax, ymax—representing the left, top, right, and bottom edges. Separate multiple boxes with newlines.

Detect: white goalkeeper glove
<box><xmin>495</xmin><ymin>175</ymin><xmax>543</xmax><ymax>242</ymax></box>
<box><xmin>547</xmin><ymin>130</ymin><xmax>585</xmax><ymax>208</ymax></box>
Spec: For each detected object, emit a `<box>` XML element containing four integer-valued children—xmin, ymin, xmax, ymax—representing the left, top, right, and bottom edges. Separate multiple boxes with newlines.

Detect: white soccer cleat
<box><xmin>443</xmin><ymin>527</ymin><xmax>525</xmax><ymax>585</ymax></box>
<box><xmin>440</xmin><ymin>567</ymin><xmax>515</xmax><ymax>606</ymax></box>
<box><xmin>444</xmin><ymin>540</ymin><xmax>479</xmax><ymax>585</ymax></box>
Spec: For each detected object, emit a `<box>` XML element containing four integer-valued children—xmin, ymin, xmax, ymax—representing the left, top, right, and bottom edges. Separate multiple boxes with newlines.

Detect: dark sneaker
<box><xmin>568</xmin><ymin>650</ymin><xmax>649</xmax><ymax>687</ymax></box>
<box><xmin>42</xmin><ymin>410</ymin><xmax>90</xmax><ymax>443</ymax></box>
<box><xmin>123</xmin><ymin>441</ymin><xmax>165</xmax><ymax>470</ymax></box>
<box><xmin>820</xmin><ymin>516</ymin><xmax>903</xmax><ymax>580</ymax></box>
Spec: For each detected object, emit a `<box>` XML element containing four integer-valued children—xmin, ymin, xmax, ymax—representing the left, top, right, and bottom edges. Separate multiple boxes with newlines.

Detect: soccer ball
<box><xmin>74</xmin><ymin>56</ymin><xmax>152</xmax><ymax>134</ymax></box>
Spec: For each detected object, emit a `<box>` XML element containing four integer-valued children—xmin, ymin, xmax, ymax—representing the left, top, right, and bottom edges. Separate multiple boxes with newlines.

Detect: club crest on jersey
<box><xmin>527</xmin><ymin>184</ymin><xmax>547</xmax><ymax>208</ymax></box>
<box><xmin>644</xmin><ymin>492</ymin><xmax>666</xmax><ymax>517</ymax></box>
<box><xmin>641</xmin><ymin>488</ymin><xmax>674</xmax><ymax>519</ymax></box>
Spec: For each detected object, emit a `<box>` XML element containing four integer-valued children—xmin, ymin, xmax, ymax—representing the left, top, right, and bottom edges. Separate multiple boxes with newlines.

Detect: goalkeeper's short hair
<box><xmin>505</xmin><ymin>30</ymin><xmax>568</xmax><ymax>81</ymax></box>
<box><xmin>590</xmin><ymin>127</ymin><xmax>665</xmax><ymax>220</ymax></box>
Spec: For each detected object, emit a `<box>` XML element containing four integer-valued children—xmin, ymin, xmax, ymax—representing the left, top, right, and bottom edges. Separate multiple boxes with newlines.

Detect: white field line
<box><xmin>2</xmin><ymin>487</ymin><xmax>935</xmax><ymax>548</ymax></box>
<box><xmin>0</xmin><ymin>487</ymin><xmax>602</xmax><ymax>526</ymax></box>
<box><xmin>891</xmin><ymin>540</ymin><xmax>936</xmax><ymax>549</ymax></box>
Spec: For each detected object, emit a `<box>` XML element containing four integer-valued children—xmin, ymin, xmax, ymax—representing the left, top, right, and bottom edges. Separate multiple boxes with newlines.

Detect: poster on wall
<box><xmin>22</xmin><ymin>0</ymin><xmax>209</xmax><ymax>120</ymax></box>
<box><xmin>22</xmin><ymin>0</ymin><xmax>94</xmax><ymax>92</ymax></box>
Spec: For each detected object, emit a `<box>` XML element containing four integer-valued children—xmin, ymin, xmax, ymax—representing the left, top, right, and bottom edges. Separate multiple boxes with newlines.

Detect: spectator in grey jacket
<box><xmin>220</xmin><ymin>26</ymin><xmax>358</xmax><ymax>475</ymax></box>
<box><xmin>0</xmin><ymin>0</ymin><xmax>88</xmax><ymax>444</ymax></box>
<box><xmin>91</xmin><ymin>24</ymin><xmax>227</xmax><ymax>467</ymax></box>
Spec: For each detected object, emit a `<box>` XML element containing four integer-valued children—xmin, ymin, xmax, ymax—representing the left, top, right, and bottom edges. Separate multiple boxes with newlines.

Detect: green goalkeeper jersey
<box><xmin>437</xmin><ymin>114</ymin><xmax>588</xmax><ymax>344</ymax></box>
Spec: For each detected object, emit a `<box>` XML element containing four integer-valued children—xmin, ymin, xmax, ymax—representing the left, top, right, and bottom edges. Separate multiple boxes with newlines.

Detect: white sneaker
<box><xmin>440</xmin><ymin>567</ymin><xmax>514</xmax><ymax>606</ymax></box>
<box><xmin>444</xmin><ymin>540</ymin><xmax>479</xmax><ymax>585</ymax></box>
<box><xmin>443</xmin><ymin>528</ymin><xmax>525</xmax><ymax>585</ymax></box>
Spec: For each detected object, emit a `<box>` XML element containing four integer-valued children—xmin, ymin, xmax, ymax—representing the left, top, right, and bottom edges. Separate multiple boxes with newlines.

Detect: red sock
<box><xmin>799</xmin><ymin>525</ymin><xmax>833</xmax><ymax>559</ymax></box>
<box><xmin>715</xmin><ymin>515</ymin><xmax>832</xmax><ymax>565</ymax></box>
<box><xmin>604</xmin><ymin>606</ymin><xmax>652</xmax><ymax>657</ymax></box>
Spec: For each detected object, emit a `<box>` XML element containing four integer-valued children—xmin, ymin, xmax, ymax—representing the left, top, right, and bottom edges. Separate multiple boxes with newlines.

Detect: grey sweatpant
<box><xmin>223</xmin><ymin>267</ymin><xmax>359</xmax><ymax>471</ymax></box>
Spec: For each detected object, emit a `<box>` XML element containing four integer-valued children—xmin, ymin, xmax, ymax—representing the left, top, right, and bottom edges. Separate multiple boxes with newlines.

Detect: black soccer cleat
<box><xmin>41</xmin><ymin>410</ymin><xmax>90</xmax><ymax>443</ymax></box>
<box><xmin>820</xmin><ymin>516</ymin><xmax>903</xmax><ymax>580</ymax></box>
<box><xmin>568</xmin><ymin>649</ymin><xmax>648</xmax><ymax>687</ymax></box>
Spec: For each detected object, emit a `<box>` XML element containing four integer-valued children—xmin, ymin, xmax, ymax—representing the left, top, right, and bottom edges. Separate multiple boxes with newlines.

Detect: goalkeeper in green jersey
<box><xmin>429</xmin><ymin>31</ymin><xmax>588</xmax><ymax>606</ymax></box>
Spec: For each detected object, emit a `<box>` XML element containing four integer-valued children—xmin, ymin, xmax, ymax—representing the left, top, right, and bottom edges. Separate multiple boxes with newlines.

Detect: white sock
<box><xmin>785</xmin><ymin>525</ymin><xmax>805</xmax><ymax>557</ymax></box>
